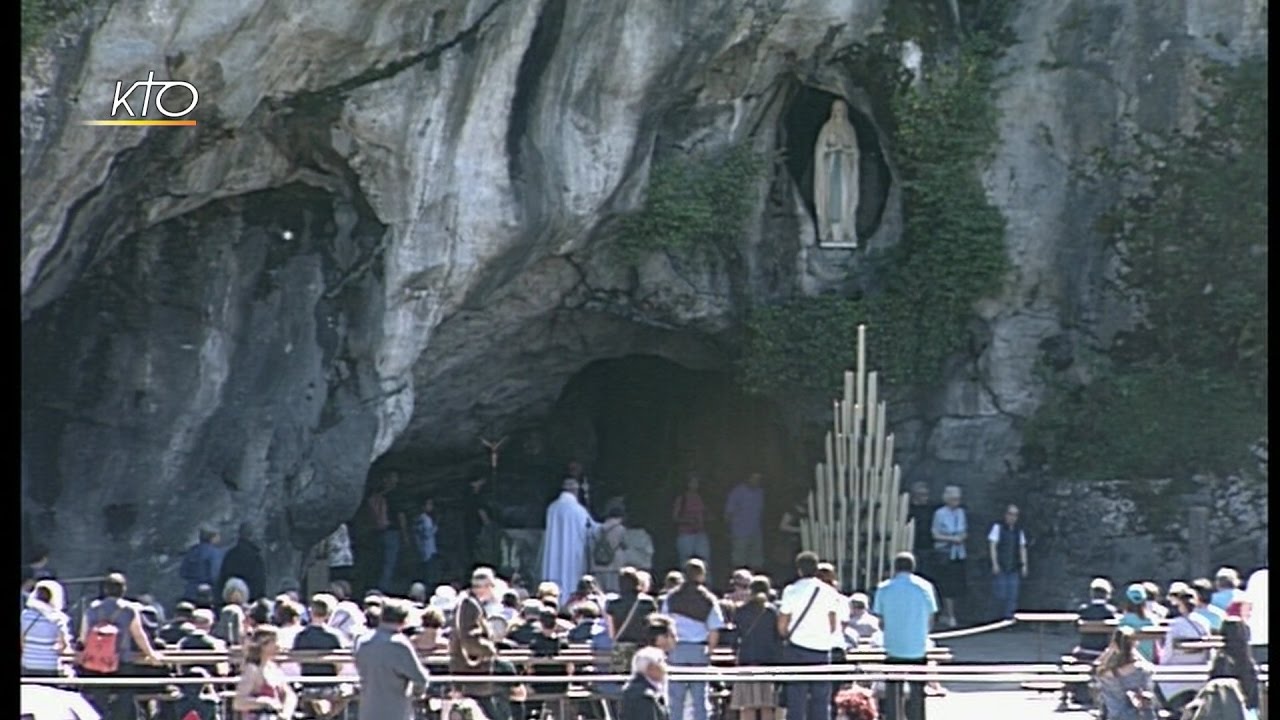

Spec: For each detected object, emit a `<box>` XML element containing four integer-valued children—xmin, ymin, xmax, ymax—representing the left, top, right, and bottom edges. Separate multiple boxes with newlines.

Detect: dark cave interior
<box><xmin>371</xmin><ymin>354</ymin><xmax>814</xmax><ymax>581</ymax></box>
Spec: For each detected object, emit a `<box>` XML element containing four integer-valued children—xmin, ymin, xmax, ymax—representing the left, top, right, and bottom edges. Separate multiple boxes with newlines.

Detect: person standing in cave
<box><xmin>27</xmin><ymin>545</ymin><xmax>57</xmax><ymax>583</ymax></box>
<box><xmin>180</xmin><ymin>528</ymin><xmax>224</xmax><ymax>602</ymax></box>
<box><xmin>464</xmin><ymin>474</ymin><xmax>497</xmax><ymax>573</ymax></box>
<box><xmin>365</xmin><ymin>473</ymin><xmax>408</xmax><ymax>592</ymax></box>
<box><xmin>566</xmin><ymin>460</ymin><xmax>592</xmax><ymax>512</ymax></box>
<box><xmin>217</xmin><ymin>524</ymin><xmax>267</xmax><ymax>602</ymax></box>
<box><xmin>673</xmin><ymin>473</ymin><xmax>712</xmax><ymax>574</ymax></box>
<box><xmin>325</xmin><ymin>522</ymin><xmax>355</xmax><ymax>587</ymax></box>
<box><xmin>724</xmin><ymin>473</ymin><xmax>766</xmax><ymax>570</ymax></box>
<box><xmin>412</xmin><ymin>497</ymin><xmax>442</xmax><ymax>589</ymax></box>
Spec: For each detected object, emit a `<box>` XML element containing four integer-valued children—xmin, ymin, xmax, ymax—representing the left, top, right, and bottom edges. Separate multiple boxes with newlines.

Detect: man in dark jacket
<box><xmin>216</xmin><ymin>524</ymin><xmax>266</xmax><ymax>601</ymax></box>
<box><xmin>1069</xmin><ymin>577</ymin><xmax>1120</xmax><ymax>705</ymax></box>
<box><xmin>450</xmin><ymin>567</ymin><xmax>510</xmax><ymax>720</ymax></box>
<box><xmin>180</xmin><ymin>528</ymin><xmax>223</xmax><ymax>601</ymax></box>
<box><xmin>621</xmin><ymin>646</ymin><xmax>670</xmax><ymax>720</ymax></box>
<box><xmin>157</xmin><ymin>601</ymin><xmax>197</xmax><ymax>647</ymax></box>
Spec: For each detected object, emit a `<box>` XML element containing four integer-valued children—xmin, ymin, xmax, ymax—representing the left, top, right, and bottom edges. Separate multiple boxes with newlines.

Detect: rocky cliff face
<box><xmin>21</xmin><ymin>0</ymin><xmax>1267</xmax><ymax>601</ymax></box>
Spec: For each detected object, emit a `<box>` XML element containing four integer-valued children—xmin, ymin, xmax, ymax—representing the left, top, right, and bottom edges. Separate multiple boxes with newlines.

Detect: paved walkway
<box><xmin>915</xmin><ymin>623</ymin><xmax>1092</xmax><ymax>718</ymax></box>
<box><xmin>926</xmin><ymin>690</ymin><xmax>1092</xmax><ymax>719</ymax></box>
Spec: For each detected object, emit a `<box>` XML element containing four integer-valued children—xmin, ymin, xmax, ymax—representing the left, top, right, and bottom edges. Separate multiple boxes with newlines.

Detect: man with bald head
<box><xmin>540</xmin><ymin>476</ymin><xmax>600</xmax><ymax>598</ymax></box>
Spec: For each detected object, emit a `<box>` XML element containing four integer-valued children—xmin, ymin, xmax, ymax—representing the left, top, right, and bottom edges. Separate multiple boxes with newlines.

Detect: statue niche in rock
<box><xmin>813</xmin><ymin>100</ymin><xmax>860</xmax><ymax>248</ymax></box>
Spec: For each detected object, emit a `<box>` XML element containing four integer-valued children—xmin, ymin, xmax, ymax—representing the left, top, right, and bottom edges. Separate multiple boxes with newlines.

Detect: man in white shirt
<box><xmin>777</xmin><ymin>551</ymin><xmax>844</xmax><ymax>720</ymax></box>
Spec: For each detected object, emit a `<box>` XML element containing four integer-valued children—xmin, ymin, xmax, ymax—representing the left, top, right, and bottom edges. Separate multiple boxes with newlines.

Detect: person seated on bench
<box><xmin>1095</xmin><ymin>627</ymin><xmax>1157</xmax><ymax>720</ymax></box>
<box><xmin>1156</xmin><ymin>584</ymin><xmax>1211</xmax><ymax>711</ymax></box>
<box><xmin>233</xmin><ymin>625</ymin><xmax>299</xmax><ymax>720</ymax></box>
<box><xmin>843</xmin><ymin>593</ymin><xmax>880</xmax><ymax>647</ymax></box>
<box><xmin>508</xmin><ymin>600</ymin><xmax>543</xmax><ymax>647</ymax></box>
<box><xmin>157</xmin><ymin>602</ymin><xmax>198</xmax><ymax>648</ymax></box>
<box><xmin>568</xmin><ymin>600</ymin><xmax>605</xmax><ymax>644</ymax></box>
<box><xmin>529</xmin><ymin>609</ymin><xmax>571</xmax><ymax>696</ymax></box>
<box><xmin>1068</xmin><ymin>578</ymin><xmax>1119</xmax><ymax>704</ymax></box>
<box><xmin>1190</xmin><ymin>579</ymin><xmax>1226</xmax><ymax>633</ymax></box>
<box><xmin>410</xmin><ymin>606</ymin><xmax>448</xmax><ymax>653</ymax></box>
<box><xmin>1120</xmin><ymin>584</ymin><xmax>1157</xmax><ymax>662</ymax></box>
<box><xmin>177</xmin><ymin>609</ymin><xmax>229</xmax><ymax>679</ymax></box>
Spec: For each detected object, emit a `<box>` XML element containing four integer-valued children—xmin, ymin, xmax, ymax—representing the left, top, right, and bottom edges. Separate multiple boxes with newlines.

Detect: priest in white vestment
<box><xmin>540</xmin><ymin>478</ymin><xmax>599</xmax><ymax>595</ymax></box>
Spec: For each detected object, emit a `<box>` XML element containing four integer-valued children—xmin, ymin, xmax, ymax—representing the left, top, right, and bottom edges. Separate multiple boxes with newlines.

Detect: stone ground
<box><xmin>926</xmin><ymin>624</ymin><xmax>1095</xmax><ymax>719</ymax></box>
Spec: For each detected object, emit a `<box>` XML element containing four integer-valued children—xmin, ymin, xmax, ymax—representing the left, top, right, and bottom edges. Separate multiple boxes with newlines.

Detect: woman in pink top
<box><xmin>673</xmin><ymin>473</ymin><xmax>712</xmax><ymax>573</ymax></box>
<box><xmin>233</xmin><ymin>625</ymin><xmax>297</xmax><ymax>719</ymax></box>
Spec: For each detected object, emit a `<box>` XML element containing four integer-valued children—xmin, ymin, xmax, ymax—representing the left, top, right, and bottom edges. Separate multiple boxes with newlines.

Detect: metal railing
<box><xmin>19</xmin><ymin>665</ymin><xmax>1270</xmax><ymax>686</ymax></box>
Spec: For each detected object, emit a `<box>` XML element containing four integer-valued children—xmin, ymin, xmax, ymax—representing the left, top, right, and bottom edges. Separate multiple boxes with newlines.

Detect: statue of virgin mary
<box><xmin>813</xmin><ymin>100</ymin><xmax>860</xmax><ymax>247</ymax></box>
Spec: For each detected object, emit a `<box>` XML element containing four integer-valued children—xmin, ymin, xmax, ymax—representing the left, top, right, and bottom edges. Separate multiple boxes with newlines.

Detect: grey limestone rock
<box><xmin>20</xmin><ymin>0</ymin><xmax>1267</xmax><ymax>604</ymax></box>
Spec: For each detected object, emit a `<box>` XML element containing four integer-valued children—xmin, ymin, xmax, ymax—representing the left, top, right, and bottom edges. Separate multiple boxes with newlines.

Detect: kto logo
<box><xmin>82</xmin><ymin>72</ymin><xmax>200</xmax><ymax>127</ymax></box>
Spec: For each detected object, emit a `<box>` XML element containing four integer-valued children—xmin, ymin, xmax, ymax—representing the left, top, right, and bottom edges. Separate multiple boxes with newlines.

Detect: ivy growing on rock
<box><xmin>1027</xmin><ymin>58</ymin><xmax>1268</xmax><ymax>481</ymax></box>
<box><xmin>741</xmin><ymin>28</ymin><xmax>1011</xmax><ymax>395</ymax></box>
<box><xmin>22</xmin><ymin>0</ymin><xmax>85</xmax><ymax>53</ymax></box>
<box><xmin>615</xmin><ymin>144</ymin><xmax>766</xmax><ymax>260</ymax></box>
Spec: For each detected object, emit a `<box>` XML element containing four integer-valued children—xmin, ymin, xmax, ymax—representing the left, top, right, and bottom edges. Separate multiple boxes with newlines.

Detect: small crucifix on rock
<box><xmin>480</xmin><ymin>436</ymin><xmax>506</xmax><ymax>471</ymax></box>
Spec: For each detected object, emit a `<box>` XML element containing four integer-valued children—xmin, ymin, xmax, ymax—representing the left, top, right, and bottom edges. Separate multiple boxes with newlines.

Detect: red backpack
<box><xmin>79</xmin><ymin>607</ymin><xmax>125</xmax><ymax>673</ymax></box>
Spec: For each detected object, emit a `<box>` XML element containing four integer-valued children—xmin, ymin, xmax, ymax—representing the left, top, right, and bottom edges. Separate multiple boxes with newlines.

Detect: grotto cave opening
<box><xmin>781</xmin><ymin>86</ymin><xmax>892</xmax><ymax>241</ymax></box>
<box><xmin>548</xmin><ymin>355</ymin><xmax>806</xmax><ymax>573</ymax></box>
<box><xmin>369</xmin><ymin>353</ymin><xmax>813</xmax><ymax>585</ymax></box>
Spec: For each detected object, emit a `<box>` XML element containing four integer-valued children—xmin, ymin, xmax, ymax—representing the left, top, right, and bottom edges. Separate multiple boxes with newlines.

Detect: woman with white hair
<box><xmin>214</xmin><ymin>577</ymin><xmax>250</xmax><ymax>645</ymax></box>
<box><xmin>931</xmin><ymin>485</ymin><xmax>968</xmax><ymax>628</ymax></box>
<box><xmin>21</xmin><ymin>579</ymin><xmax>71</xmax><ymax>677</ymax></box>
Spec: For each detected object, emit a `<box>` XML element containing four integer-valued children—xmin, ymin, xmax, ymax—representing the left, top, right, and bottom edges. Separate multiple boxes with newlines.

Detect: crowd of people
<box><xmin>18</xmin><ymin>465</ymin><xmax>1268</xmax><ymax>720</ymax></box>
<box><xmin>19</xmin><ymin>544</ymin><xmax>1268</xmax><ymax>720</ymax></box>
<box><xmin>1066</xmin><ymin>568</ymin><xmax>1266</xmax><ymax>719</ymax></box>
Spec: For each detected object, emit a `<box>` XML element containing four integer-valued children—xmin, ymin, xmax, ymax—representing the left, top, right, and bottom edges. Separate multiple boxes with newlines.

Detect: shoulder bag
<box><xmin>734</xmin><ymin>605</ymin><xmax>774</xmax><ymax>663</ymax></box>
<box><xmin>609</xmin><ymin>598</ymin><xmax>645</xmax><ymax>673</ymax></box>
<box><xmin>785</xmin><ymin>586</ymin><xmax>823</xmax><ymax>646</ymax></box>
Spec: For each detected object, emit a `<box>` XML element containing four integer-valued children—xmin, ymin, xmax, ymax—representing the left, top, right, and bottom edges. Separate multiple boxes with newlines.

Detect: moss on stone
<box><xmin>615</xmin><ymin>144</ymin><xmax>766</xmax><ymax>260</ymax></box>
<box><xmin>22</xmin><ymin>0</ymin><xmax>86</xmax><ymax>53</ymax></box>
<box><xmin>1027</xmin><ymin>58</ymin><xmax>1268</xmax><ymax>481</ymax></box>
<box><xmin>741</xmin><ymin>25</ymin><xmax>1012</xmax><ymax>395</ymax></box>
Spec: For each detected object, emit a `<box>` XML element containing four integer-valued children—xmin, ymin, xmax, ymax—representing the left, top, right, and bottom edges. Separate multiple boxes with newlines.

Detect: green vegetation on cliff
<box><xmin>1027</xmin><ymin>58</ymin><xmax>1268</xmax><ymax>480</ymax></box>
<box><xmin>22</xmin><ymin>0</ymin><xmax>85</xmax><ymax>53</ymax></box>
<box><xmin>741</xmin><ymin>28</ymin><xmax>1011</xmax><ymax>395</ymax></box>
<box><xmin>616</xmin><ymin>145</ymin><xmax>765</xmax><ymax>260</ymax></box>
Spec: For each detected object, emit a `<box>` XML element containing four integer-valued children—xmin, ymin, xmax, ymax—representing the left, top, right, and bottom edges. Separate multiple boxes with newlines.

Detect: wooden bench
<box><xmin>1077</xmin><ymin>620</ymin><xmax>1168</xmax><ymax>642</ymax></box>
<box><xmin>143</xmin><ymin>647</ymin><xmax>952</xmax><ymax>667</ymax></box>
<box><xmin>1014</xmin><ymin>612</ymin><xmax>1081</xmax><ymax>624</ymax></box>
<box><xmin>523</xmin><ymin>687</ymin><xmax>605</xmax><ymax>720</ymax></box>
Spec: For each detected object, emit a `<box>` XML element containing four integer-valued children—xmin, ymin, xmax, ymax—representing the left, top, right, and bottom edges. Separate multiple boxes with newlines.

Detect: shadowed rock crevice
<box><xmin>22</xmin><ymin>182</ymin><xmax>387</xmax><ymax>597</ymax></box>
<box><xmin>374</xmin><ymin>352</ymin><xmax>806</xmax><ymax>575</ymax></box>
<box><xmin>507</xmin><ymin>0</ymin><xmax>566</xmax><ymax>182</ymax></box>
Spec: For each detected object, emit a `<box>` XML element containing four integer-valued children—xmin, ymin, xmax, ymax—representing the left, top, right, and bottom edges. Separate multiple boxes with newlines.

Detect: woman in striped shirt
<box><xmin>20</xmin><ymin>579</ymin><xmax>71</xmax><ymax>677</ymax></box>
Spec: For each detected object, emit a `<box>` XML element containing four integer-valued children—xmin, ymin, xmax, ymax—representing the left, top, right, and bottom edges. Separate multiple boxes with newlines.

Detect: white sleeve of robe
<box><xmin>540</xmin><ymin>495</ymin><xmax>598</xmax><ymax>596</ymax></box>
